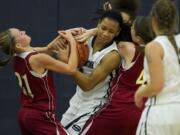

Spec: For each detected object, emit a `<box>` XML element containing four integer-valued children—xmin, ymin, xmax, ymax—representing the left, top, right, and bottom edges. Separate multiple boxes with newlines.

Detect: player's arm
<box><xmin>34</xmin><ymin>35</ymin><xmax>70</xmax><ymax>63</ymax></box>
<box><xmin>135</xmin><ymin>41</ymin><xmax>164</xmax><ymax>107</ymax></box>
<box><xmin>31</xmin><ymin>31</ymin><xmax>78</xmax><ymax>75</ymax></box>
<box><xmin>73</xmin><ymin>51</ymin><xmax>120</xmax><ymax>91</ymax></box>
<box><xmin>34</xmin><ymin>35</ymin><xmax>62</xmax><ymax>55</ymax></box>
<box><xmin>75</xmin><ymin>28</ymin><xmax>98</xmax><ymax>43</ymax></box>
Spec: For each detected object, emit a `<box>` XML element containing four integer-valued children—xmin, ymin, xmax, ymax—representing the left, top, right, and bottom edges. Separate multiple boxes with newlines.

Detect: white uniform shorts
<box><xmin>136</xmin><ymin>103</ymin><xmax>180</xmax><ymax>135</ymax></box>
<box><xmin>61</xmin><ymin>96</ymin><xmax>105</xmax><ymax>135</ymax></box>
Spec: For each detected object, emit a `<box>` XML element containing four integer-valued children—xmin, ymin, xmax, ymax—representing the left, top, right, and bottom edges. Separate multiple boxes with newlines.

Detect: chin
<box><xmin>103</xmin><ymin>40</ymin><xmax>111</xmax><ymax>44</ymax></box>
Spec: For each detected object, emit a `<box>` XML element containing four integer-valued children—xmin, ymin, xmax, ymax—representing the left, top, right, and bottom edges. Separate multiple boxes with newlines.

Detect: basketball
<box><xmin>76</xmin><ymin>42</ymin><xmax>89</xmax><ymax>68</ymax></box>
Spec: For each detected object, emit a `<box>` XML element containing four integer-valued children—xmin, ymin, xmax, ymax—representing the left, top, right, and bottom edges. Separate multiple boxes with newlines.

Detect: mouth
<box><xmin>99</xmin><ymin>36</ymin><xmax>109</xmax><ymax>41</ymax></box>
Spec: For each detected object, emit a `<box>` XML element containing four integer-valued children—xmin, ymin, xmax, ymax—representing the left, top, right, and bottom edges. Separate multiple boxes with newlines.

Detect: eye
<box><xmin>101</xmin><ymin>26</ymin><xmax>107</xmax><ymax>31</ymax></box>
<box><xmin>109</xmin><ymin>30</ymin><xmax>115</xmax><ymax>34</ymax></box>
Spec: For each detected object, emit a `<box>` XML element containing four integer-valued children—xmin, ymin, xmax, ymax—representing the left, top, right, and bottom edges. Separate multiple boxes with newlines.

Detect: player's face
<box><xmin>97</xmin><ymin>18</ymin><xmax>120</xmax><ymax>45</ymax></box>
<box><xmin>10</xmin><ymin>28</ymin><xmax>31</xmax><ymax>48</ymax></box>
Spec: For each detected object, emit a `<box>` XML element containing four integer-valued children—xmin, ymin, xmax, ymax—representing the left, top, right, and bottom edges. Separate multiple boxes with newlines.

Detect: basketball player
<box><xmin>60</xmin><ymin>11</ymin><xmax>125</xmax><ymax>135</ymax></box>
<box><xmin>75</xmin><ymin>0</ymin><xmax>139</xmax><ymax>43</ymax></box>
<box><xmin>135</xmin><ymin>0</ymin><xmax>180</xmax><ymax>134</ymax></box>
<box><xmin>0</xmin><ymin>28</ymin><xmax>78</xmax><ymax>135</ymax></box>
<box><xmin>80</xmin><ymin>16</ymin><xmax>154</xmax><ymax>135</ymax></box>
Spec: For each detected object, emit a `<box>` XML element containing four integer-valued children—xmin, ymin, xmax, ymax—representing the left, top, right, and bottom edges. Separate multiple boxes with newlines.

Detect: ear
<box><xmin>14</xmin><ymin>43</ymin><xmax>24</xmax><ymax>52</ymax></box>
<box><xmin>136</xmin><ymin>36</ymin><xmax>143</xmax><ymax>43</ymax></box>
<box><xmin>15</xmin><ymin>43</ymin><xmax>21</xmax><ymax>49</ymax></box>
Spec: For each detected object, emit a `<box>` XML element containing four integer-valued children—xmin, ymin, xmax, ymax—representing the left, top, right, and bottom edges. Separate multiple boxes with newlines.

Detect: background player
<box><xmin>75</xmin><ymin>0</ymin><xmax>140</xmax><ymax>43</ymax></box>
<box><xmin>135</xmin><ymin>0</ymin><xmax>180</xmax><ymax>134</ymax></box>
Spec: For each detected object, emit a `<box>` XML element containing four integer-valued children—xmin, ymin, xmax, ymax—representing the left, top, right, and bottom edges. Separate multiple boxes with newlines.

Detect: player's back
<box><xmin>14</xmin><ymin>51</ymin><xmax>56</xmax><ymax>111</ymax></box>
<box><xmin>145</xmin><ymin>35</ymin><xmax>180</xmax><ymax>105</ymax></box>
<box><xmin>109</xmin><ymin>49</ymin><xmax>144</xmax><ymax>105</ymax></box>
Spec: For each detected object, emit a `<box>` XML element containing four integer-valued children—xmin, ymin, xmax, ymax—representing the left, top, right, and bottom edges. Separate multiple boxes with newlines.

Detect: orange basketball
<box><xmin>76</xmin><ymin>42</ymin><xmax>89</xmax><ymax>68</ymax></box>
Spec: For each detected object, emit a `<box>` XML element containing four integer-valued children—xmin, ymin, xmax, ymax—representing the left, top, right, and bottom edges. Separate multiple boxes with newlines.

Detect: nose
<box><xmin>102</xmin><ymin>31</ymin><xmax>109</xmax><ymax>37</ymax></box>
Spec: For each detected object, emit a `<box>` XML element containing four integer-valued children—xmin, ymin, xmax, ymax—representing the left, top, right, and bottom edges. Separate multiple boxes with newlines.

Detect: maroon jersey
<box><xmin>109</xmin><ymin>50</ymin><xmax>144</xmax><ymax>105</ymax></box>
<box><xmin>82</xmin><ymin>49</ymin><xmax>144</xmax><ymax>135</ymax></box>
<box><xmin>14</xmin><ymin>52</ymin><xmax>56</xmax><ymax>111</ymax></box>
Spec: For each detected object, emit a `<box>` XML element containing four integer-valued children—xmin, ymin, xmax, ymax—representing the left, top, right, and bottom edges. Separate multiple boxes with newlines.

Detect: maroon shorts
<box><xmin>82</xmin><ymin>104</ymin><xmax>142</xmax><ymax>135</ymax></box>
<box><xmin>18</xmin><ymin>107</ymin><xmax>67</xmax><ymax>135</ymax></box>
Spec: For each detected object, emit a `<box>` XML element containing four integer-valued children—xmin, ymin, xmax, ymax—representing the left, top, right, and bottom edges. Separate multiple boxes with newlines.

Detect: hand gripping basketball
<box><xmin>76</xmin><ymin>42</ymin><xmax>89</xmax><ymax>68</ymax></box>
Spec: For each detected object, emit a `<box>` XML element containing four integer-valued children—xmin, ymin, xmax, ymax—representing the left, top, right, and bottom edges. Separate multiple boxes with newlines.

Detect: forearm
<box><xmin>139</xmin><ymin>84</ymin><xmax>161</xmax><ymax>98</ymax></box>
<box><xmin>34</xmin><ymin>47</ymin><xmax>47</xmax><ymax>53</ymax></box>
<box><xmin>34</xmin><ymin>47</ymin><xmax>53</xmax><ymax>55</ymax></box>
<box><xmin>87</xmin><ymin>28</ymin><xmax>98</xmax><ymax>36</ymax></box>
<box><xmin>68</xmin><ymin>40</ymin><xmax>78</xmax><ymax>69</ymax></box>
<box><xmin>57</xmin><ymin>53</ymin><xmax>69</xmax><ymax>63</ymax></box>
<box><xmin>73</xmin><ymin>71</ymin><xmax>94</xmax><ymax>91</ymax></box>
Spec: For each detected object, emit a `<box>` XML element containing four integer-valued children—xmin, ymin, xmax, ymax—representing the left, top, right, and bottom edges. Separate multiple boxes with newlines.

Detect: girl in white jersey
<box><xmin>135</xmin><ymin>0</ymin><xmax>180</xmax><ymax>135</ymax></box>
<box><xmin>61</xmin><ymin>11</ymin><xmax>124</xmax><ymax>135</ymax></box>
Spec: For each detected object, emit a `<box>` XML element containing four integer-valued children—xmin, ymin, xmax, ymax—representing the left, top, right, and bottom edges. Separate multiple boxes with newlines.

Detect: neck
<box><xmin>93</xmin><ymin>38</ymin><xmax>107</xmax><ymax>53</ymax></box>
<box><xmin>123</xmin><ymin>47</ymin><xmax>136</xmax><ymax>65</ymax></box>
<box><xmin>16</xmin><ymin>46</ymin><xmax>34</xmax><ymax>54</ymax></box>
<box><xmin>26</xmin><ymin>46</ymin><xmax>34</xmax><ymax>51</ymax></box>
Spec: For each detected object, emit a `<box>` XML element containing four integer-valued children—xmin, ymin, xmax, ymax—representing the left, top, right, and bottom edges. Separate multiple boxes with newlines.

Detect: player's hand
<box><xmin>69</xmin><ymin>27</ymin><xmax>86</xmax><ymax>36</ymax></box>
<box><xmin>56</xmin><ymin>40</ymin><xmax>70</xmax><ymax>55</ymax></box>
<box><xmin>47</xmin><ymin>36</ymin><xmax>62</xmax><ymax>51</ymax></box>
<box><xmin>75</xmin><ymin>28</ymin><xmax>96</xmax><ymax>43</ymax></box>
<box><xmin>58</xmin><ymin>30</ymin><xmax>75</xmax><ymax>44</ymax></box>
<box><xmin>58</xmin><ymin>27</ymin><xmax>86</xmax><ymax>37</ymax></box>
<box><xmin>56</xmin><ymin>41</ymin><xmax>70</xmax><ymax>62</ymax></box>
<box><xmin>135</xmin><ymin>86</ymin><xmax>145</xmax><ymax>108</ymax></box>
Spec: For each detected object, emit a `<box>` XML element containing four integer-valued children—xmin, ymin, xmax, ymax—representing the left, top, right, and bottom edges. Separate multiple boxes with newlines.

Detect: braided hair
<box><xmin>151</xmin><ymin>0</ymin><xmax>180</xmax><ymax>65</ymax></box>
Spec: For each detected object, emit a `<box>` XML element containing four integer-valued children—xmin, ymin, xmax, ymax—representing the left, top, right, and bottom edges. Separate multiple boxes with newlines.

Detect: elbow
<box><xmin>151</xmin><ymin>82</ymin><xmax>164</xmax><ymax>95</ymax></box>
<box><xmin>80</xmin><ymin>83</ymin><xmax>95</xmax><ymax>92</ymax></box>
<box><xmin>65</xmin><ymin>66</ymin><xmax>77</xmax><ymax>75</ymax></box>
<box><xmin>68</xmin><ymin>68</ymin><xmax>77</xmax><ymax>75</ymax></box>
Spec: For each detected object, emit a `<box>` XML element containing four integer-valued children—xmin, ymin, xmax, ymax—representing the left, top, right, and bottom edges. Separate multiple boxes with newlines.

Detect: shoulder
<box><xmin>145</xmin><ymin>41</ymin><xmax>163</xmax><ymax>53</ymax></box>
<box><xmin>175</xmin><ymin>34</ymin><xmax>180</xmax><ymax>46</ymax></box>
<box><xmin>101</xmin><ymin>50</ymin><xmax>120</xmax><ymax>65</ymax></box>
<box><xmin>145</xmin><ymin>41</ymin><xmax>164</xmax><ymax>60</ymax></box>
<box><xmin>29</xmin><ymin>53</ymin><xmax>53</xmax><ymax>65</ymax></box>
<box><xmin>175</xmin><ymin>33</ymin><xmax>180</xmax><ymax>38</ymax></box>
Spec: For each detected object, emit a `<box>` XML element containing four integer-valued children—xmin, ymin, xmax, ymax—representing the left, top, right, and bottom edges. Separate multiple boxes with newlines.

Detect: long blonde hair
<box><xmin>0</xmin><ymin>30</ymin><xmax>14</xmax><ymax>67</ymax></box>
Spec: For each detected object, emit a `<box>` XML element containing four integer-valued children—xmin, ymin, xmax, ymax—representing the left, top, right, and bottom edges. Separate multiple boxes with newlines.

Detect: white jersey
<box><xmin>61</xmin><ymin>36</ymin><xmax>118</xmax><ymax>135</ymax></box>
<box><xmin>76</xmin><ymin>37</ymin><xmax>117</xmax><ymax>103</ymax></box>
<box><xmin>136</xmin><ymin>34</ymin><xmax>180</xmax><ymax>135</ymax></box>
<box><xmin>144</xmin><ymin>35</ymin><xmax>180</xmax><ymax>105</ymax></box>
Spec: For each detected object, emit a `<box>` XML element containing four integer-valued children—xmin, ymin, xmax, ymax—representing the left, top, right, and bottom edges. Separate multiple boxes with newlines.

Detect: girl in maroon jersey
<box><xmin>0</xmin><ymin>28</ymin><xmax>78</xmax><ymax>135</ymax></box>
<box><xmin>80</xmin><ymin>16</ymin><xmax>154</xmax><ymax>135</ymax></box>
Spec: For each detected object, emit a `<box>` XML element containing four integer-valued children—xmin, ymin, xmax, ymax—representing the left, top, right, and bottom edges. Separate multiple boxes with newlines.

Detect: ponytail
<box><xmin>167</xmin><ymin>34</ymin><xmax>180</xmax><ymax>65</ymax></box>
